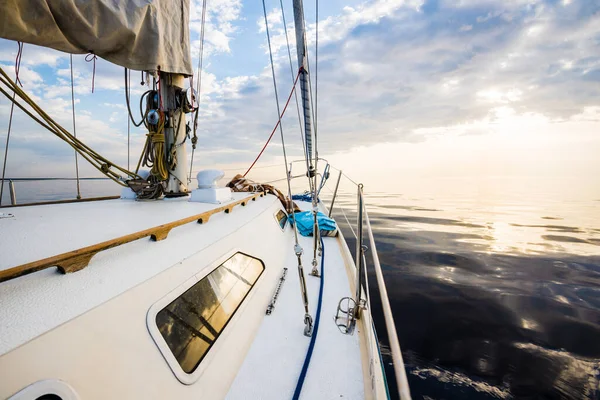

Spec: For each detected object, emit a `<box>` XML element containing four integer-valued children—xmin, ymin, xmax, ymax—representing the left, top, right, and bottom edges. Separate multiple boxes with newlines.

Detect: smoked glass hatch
<box><xmin>156</xmin><ymin>253</ymin><xmax>264</xmax><ymax>373</ymax></box>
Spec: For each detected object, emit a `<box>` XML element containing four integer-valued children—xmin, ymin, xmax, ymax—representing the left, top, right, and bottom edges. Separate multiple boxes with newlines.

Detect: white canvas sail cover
<box><xmin>0</xmin><ymin>0</ymin><xmax>193</xmax><ymax>75</ymax></box>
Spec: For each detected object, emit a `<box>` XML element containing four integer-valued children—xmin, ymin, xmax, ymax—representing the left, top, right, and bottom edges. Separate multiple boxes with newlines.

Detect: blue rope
<box><xmin>292</xmin><ymin>192</ymin><xmax>317</xmax><ymax>202</ymax></box>
<box><xmin>292</xmin><ymin>237</ymin><xmax>325</xmax><ymax>400</ymax></box>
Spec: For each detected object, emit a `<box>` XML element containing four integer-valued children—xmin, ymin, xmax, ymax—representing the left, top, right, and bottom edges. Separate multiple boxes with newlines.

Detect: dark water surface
<box><xmin>328</xmin><ymin>179</ymin><xmax>600</xmax><ymax>400</ymax></box>
<box><xmin>3</xmin><ymin>177</ymin><xmax>600</xmax><ymax>399</ymax></box>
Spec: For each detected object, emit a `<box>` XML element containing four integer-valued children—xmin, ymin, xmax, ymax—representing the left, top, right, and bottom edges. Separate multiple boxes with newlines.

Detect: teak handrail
<box><xmin>0</xmin><ymin>192</ymin><xmax>264</xmax><ymax>283</ymax></box>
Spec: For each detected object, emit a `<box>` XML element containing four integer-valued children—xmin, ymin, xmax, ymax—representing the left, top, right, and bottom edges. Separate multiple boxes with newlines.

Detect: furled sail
<box><xmin>0</xmin><ymin>0</ymin><xmax>193</xmax><ymax>75</ymax></box>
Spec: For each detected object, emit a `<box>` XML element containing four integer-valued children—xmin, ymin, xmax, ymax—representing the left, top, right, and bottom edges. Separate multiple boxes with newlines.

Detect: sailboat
<box><xmin>0</xmin><ymin>1</ymin><xmax>410</xmax><ymax>399</ymax></box>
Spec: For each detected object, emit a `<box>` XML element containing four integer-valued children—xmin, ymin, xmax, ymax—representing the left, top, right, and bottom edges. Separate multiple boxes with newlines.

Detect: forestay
<box><xmin>0</xmin><ymin>0</ymin><xmax>193</xmax><ymax>75</ymax></box>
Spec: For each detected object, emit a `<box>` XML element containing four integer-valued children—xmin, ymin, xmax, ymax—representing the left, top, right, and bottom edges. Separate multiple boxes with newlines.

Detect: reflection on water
<box><xmin>329</xmin><ymin>180</ymin><xmax>600</xmax><ymax>400</ymax></box>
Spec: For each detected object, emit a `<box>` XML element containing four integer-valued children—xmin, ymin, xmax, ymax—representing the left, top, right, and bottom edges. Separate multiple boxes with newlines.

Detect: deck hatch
<box><xmin>155</xmin><ymin>253</ymin><xmax>264</xmax><ymax>374</ymax></box>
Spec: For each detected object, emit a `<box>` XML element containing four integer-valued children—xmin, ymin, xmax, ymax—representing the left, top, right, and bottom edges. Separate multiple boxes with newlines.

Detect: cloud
<box><xmin>181</xmin><ymin>0</ymin><xmax>600</xmax><ymax>171</ymax></box>
<box><xmin>0</xmin><ymin>41</ymin><xmax>65</xmax><ymax>67</ymax></box>
<box><xmin>1</xmin><ymin>0</ymin><xmax>599</xmax><ymax>179</ymax></box>
<box><xmin>190</xmin><ymin>0</ymin><xmax>243</xmax><ymax>57</ymax></box>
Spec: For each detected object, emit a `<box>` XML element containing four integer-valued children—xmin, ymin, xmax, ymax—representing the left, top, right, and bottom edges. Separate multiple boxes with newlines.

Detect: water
<box><xmin>3</xmin><ymin>176</ymin><xmax>600</xmax><ymax>399</ymax></box>
<box><xmin>328</xmin><ymin>176</ymin><xmax>600</xmax><ymax>400</ymax></box>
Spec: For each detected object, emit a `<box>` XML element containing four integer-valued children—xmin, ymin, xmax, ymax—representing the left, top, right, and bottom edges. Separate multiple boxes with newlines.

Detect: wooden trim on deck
<box><xmin>0</xmin><ymin>192</ymin><xmax>265</xmax><ymax>283</ymax></box>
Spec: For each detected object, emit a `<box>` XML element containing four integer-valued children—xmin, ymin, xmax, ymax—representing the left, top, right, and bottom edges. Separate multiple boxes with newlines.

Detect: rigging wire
<box><xmin>242</xmin><ymin>69</ymin><xmax>301</xmax><ymax>177</ymax></box>
<box><xmin>0</xmin><ymin>42</ymin><xmax>23</xmax><ymax>206</ymax></box>
<box><xmin>69</xmin><ymin>55</ymin><xmax>82</xmax><ymax>199</ymax></box>
<box><xmin>279</xmin><ymin>0</ymin><xmax>307</xmax><ymax>164</ymax></box>
<box><xmin>262</xmin><ymin>0</ymin><xmax>313</xmax><ymax>335</ymax></box>
<box><xmin>329</xmin><ymin>165</ymin><xmax>359</xmax><ymax>187</ymax></box>
<box><xmin>190</xmin><ymin>0</ymin><xmax>208</xmax><ymax>183</ymax></box>
<box><xmin>315</xmin><ymin>0</ymin><xmax>318</xmax><ymax>155</ymax></box>
<box><xmin>127</xmin><ymin>69</ymin><xmax>131</xmax><ymax>170</ymax></box>
<box><xmin>323</xmin><ymin>184</ymin><xmax>358</xmax><ymax>238</ymax></box>
<box><xmin>262</xmin><ymin>0</ymin><xmax>295</xmax><ymax>212</ymax></box>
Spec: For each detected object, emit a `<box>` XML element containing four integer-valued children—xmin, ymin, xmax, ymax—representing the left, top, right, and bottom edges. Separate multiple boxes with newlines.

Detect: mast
<box><xmin>292</xmin><ymin>0</ymin><xmax>315</xmax><ymax>176</ymax></box>
<box><xmin>160</xmin><ymin>73</ymin><xmax>190</xmax><ymax>196</ymax></box>
<box><xmin>292</xmin><ymin>0</ymin><xmax>321</xmax><ymax>276</ymax></box>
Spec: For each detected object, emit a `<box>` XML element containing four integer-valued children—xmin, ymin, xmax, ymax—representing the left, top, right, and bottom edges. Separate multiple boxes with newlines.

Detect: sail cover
<box><xmin>0</xmin><ymin>0</ymin><xmax>193</xmax><ymax>75</ymax></box>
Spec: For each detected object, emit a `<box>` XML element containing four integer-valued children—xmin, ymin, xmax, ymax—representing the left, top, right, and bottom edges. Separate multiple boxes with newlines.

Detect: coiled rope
<box><xmin>141</xmin><ymin>113</ymin><xmax>169</xmax><ymax>181</ymax></box>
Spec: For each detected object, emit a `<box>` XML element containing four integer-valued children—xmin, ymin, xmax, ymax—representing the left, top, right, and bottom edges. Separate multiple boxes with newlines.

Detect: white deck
<box><xmin>227</xmin><ymin>200</ymin><xmax>365</xmax><ymax>399</ymax></box>
<box><xmin>0</xmin><ymin>192</ymin><xmax>268</xmax><ymax>356</ymax></box>
<box><xmin>0</xmin><ymin>195</ymin><xmax>375</xmax><ymax>399</ymax></box>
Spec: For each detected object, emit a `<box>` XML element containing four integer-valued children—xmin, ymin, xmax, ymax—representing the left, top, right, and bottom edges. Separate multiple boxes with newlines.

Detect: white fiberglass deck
<box><xmin>0</xmin><ymin>192</ymin><xmax>271</xmax><ymax>356</ymax></box>
<box><xmin>0</xmin><ymin>194</ymin><xmax>372</xmax><ymax>399</ymax></box>
<box><xmin>227</xmin><ymin>200</ymin><xmax>365</xmax><ymax>399</ymax></box>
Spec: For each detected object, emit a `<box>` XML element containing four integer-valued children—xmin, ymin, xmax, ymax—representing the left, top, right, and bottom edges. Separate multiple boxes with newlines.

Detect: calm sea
<box><xmin>2</xmin><ymin>176</ymin><xmax>600</xmax><ymax>399</ymax></box>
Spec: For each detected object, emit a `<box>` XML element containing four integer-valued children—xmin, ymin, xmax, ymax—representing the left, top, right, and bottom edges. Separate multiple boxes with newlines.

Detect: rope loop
<box><xmin>85</xmin><ymin>52</ymin><xmax>98</xmax><ymax>93</ymax></box>
<box><xmin>15</xmin><ymin>42</ymin><xmax>24</xmax><ymax>87</ymax></box>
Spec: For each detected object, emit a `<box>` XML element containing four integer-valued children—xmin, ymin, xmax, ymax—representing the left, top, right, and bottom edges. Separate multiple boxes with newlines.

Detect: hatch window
<box><xmin>155</xmin><ymin>253</ymin><xmax>264</xmax><ymax>374</ymax></box>
<box><xmin>275</xmin><ymin>209</ymin><xmax>287</xmax><ymax>230</ymax></box>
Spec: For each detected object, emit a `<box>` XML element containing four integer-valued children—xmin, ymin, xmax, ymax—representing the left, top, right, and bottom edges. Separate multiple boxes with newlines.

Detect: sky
<box><xmin>0</xmin><ymin>0</ymin><xmax>599</xmax><ymax>194</ymax></box>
